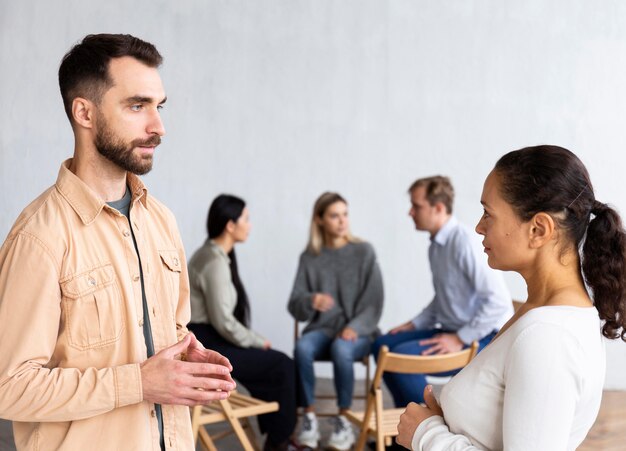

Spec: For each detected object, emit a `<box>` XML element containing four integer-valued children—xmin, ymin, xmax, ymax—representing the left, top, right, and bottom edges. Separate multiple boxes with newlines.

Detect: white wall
<box><xmin>1</xmin><ymin>0</ymin><xmax>626</xmax><ymax>388</ymax></box>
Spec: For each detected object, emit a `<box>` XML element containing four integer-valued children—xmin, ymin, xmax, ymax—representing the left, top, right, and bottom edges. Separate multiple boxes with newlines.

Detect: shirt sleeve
<box><xmin>411</xmin><ymin>298</ymin><xmax>438</xmax><ymax>330</ymax></box>
<box><xmin>412</xmin><ymin>416</ymin><xmax>483</xmax><ymax>450</ymax></box>
<box><xmin>455</xmin><ymin>240</ymin><xmax>511</xmax><ymax>344</ymax></box>
<box><xmin>196</xmin><ymin>257</ymin><xmax>266</xmax><ymax>348</ymax></box>
<box><xmin>287</xmin><ymin>254</ymin><xmax>317</xmax><ymax>322</ymax></box>
<box><xmin>346</xmin><ymin>246</ymin><xmax>384</xmax><ymax>335</ymax></box>
<box><xmin>0</xmin><ymin>233</ymin><xmax>143</xmax><ymax>422</ymax></box>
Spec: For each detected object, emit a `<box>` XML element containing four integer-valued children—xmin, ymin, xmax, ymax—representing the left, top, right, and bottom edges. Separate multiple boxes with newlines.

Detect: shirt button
<box><xmin>88</xmin><ymin>277</ymin><xmax>97</xmax><ymax>286</ymax></box>
<box><xmin>150</xmin><ymin>410</ymin><xmax>156</xmax><ymax>417</ymax></box>
<box><xmin>173</xmin><ymin>257</ymin><xmax>179</xmax><ymax>266</ymax></box>
<box><xmin>123</xmin><ymin>230</ymin><xmax>131</xmax><ymax>237</ymax></box>
<box><xmin>139</xmin><ymin>319</ymin><xmax>144</xmax><ymax>327</ymax></box>
<box><xmin>133</xmin><ymin>274</ymin><xmax>140</xmax><ymax>282</ymax></box>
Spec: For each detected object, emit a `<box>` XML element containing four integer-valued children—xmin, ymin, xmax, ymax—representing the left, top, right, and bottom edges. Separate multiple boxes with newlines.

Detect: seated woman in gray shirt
<box><xmin>188</xmin><ymin>194</ymin><xmax>298</xmax><ymax>451</ymax></box>
<box><xmin>288</xmin><ymin>192</ymin><xmax>384</xmax><ymax>451</ymax></box>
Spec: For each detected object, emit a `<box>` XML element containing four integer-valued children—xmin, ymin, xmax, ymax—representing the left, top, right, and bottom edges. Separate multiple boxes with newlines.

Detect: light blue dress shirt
<box><xmin>411</xmin><ymin>216</ymin><xmax>513</xmax><ymax>343</ymax></box>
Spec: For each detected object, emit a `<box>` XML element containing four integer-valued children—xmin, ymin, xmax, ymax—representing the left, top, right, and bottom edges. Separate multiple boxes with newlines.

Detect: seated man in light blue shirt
<box><xmin>372</xmin><ymin>175</ymin><xmax>513</xmax><ymax>407</ymax></box>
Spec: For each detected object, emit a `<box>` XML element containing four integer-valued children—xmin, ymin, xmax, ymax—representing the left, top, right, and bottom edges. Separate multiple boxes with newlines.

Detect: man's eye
<box><xmin>482</xmin><ymin>209</ymin><xmax>490</xmax><ymax>218</ymax></box>
<box><xmin>130</xmin><ymin>104</ymin><xmax>142</xmax><ymax>111</ymax></box>
<box><xmin>157</xmin><ymin>104</ymin><xmax>164</xmax><ymax>111</ymax></box>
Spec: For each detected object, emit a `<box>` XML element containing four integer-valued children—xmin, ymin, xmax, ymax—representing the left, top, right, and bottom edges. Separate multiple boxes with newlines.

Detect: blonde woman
<box><xmin>288</xmin><ymin>192</ymin><xmax>384</xmax><ymax>450</ymax></box>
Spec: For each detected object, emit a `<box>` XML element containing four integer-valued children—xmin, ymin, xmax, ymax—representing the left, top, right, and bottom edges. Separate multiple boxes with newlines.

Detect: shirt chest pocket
<box><xmin>159</xmin><ymin>249</ymin><xmax>182</xmax><ymax>309</ymax></box>
<box><xmin>61</xmin><ymin>264</ymin><xmax>124</xmax><ymax>350</ymax></box>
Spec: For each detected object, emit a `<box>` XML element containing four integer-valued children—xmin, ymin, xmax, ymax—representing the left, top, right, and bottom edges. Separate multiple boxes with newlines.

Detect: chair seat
<box><xmin>192</xmin><ymin>391</ymin><xmax>279</xmax><ymax>451</ymax></box>
<box><xmin>345</xmin><ymin>408</ymin><xmax>405</xmax><ymax>437</ymax></box>
<box><xmin>197</xmin><ymin>392</ymin><xmax>279</xmax><ymax>422</ymax></box>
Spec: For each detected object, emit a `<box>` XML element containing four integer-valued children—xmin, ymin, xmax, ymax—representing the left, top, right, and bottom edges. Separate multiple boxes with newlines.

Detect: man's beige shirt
<box><xmin>0</xmin><ymin>160</ymin><xmax>194</xmax><ymax>450</ymax></box>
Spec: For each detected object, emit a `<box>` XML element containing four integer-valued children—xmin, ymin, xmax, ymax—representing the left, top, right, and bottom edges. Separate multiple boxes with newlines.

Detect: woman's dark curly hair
<box><xmin>494</xmin><ymin>145</ymin><xmax>626</xmax><ymax>340</ymax></box>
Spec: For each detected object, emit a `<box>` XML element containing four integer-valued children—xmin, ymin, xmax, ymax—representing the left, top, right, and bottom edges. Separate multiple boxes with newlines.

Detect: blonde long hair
<box><xmin>306</xmin><ymin>192</ymin><xmax>361</xmax><ymax>255</ymax></box>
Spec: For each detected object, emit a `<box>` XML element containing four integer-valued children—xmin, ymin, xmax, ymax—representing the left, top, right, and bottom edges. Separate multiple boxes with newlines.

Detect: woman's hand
<box><xmin>312</xmin><ymin>293</ymin><xmax>334</xmax><ymax>312</ymax></box>
<box><xmin>339</xmin><ymin>326</ymin><xmax>358</xmax><ymax>341</ymax></box>
<box><xmin>263</xmin><ymin>339</ymin><xmax>272</xmax><ymax>350</ymax></box>
<box><xmin>396</xmin><ymin>385</ymin><xmax>443</xmax><ymax>449</ymax></box>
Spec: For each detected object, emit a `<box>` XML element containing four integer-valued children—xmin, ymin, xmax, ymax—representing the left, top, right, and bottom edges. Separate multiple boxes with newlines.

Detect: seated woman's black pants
<box><xmin>188</xmin><ymin>323</ymin><xmax>297</xmax><ymax>446</ymax></box>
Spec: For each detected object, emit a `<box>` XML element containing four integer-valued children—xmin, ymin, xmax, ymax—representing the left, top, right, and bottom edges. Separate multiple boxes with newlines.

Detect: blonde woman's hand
<box><xmin>396</xmin><ymin>385</ymin><xmax>443</xmax><ymax>449</ymax></box>
<box><xmin>263</xmin><ymin>340</ymin><xmax>272</xmax><ymax>350</ymax></box>
<box><xmin>339</xmin><ymin>326</ymin><xmax>358</xmax><ymax>341</ymax></box>
<box><xmin>312</xmin><ymin>293</ymin><xmax>334</xmax><ymax>312</ymax></box>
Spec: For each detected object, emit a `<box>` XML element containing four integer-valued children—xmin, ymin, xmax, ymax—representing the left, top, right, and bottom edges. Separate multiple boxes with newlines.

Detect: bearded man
<box><xmin>0</xmin><ymin>34</ymin><xmax>236</xmax><ymax>451</ymax></box>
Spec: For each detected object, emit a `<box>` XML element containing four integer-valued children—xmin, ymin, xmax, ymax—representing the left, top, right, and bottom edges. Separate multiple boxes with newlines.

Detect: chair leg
<box><xmin>241</xmin><ymin>417</ymin><xmax>262</xmax><ymax>451</ymax></box>
<box><xmin>198</xmin><ymin>427</ymin><xmax>219</xmax><ymax>451</ymax></box>
<box><xmin>220</xmin><ymin>400</ymin><xmax>256</xmax><ymax>451</ymax></box>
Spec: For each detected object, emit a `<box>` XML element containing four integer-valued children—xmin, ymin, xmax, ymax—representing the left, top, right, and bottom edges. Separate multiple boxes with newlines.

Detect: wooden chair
<box><xmin>294</xmin><ymin>321</ymin><xmax>371</xmax><ymax>416</ymax></box>
<box><xmin>191</xmin><ymin>391</ymin><xmax>279</xmax><ymax>451</ymax></box>
<box><xmin>345</xmin><ymin>342</ymin><xmax>479</xmax><ymax>451</ymax></box>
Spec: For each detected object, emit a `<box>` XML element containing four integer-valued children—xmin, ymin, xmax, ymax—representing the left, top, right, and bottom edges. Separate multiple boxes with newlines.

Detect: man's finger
<box><xmin>421</xmin><ymin>345</ymin><xmax>441</xmax><ymax>356</ymax></box>
<box><xmin>160</xmin><ymin>333</ymin><xmax>192</xmax><ymax>359</ymax></box>
<box><xmin>179</xmin><ymin>360</ymin><xmax>233</xmax><ymax>377</ymax></box>
<box><xmin>180</xmin><ymin>373</ymin><xmax>236</xmax><ymax>392</ymax></box>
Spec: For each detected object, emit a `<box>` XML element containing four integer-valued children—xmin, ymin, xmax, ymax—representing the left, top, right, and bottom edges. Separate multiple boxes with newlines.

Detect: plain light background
<box><xmin>1</xmin><ymin>1</ymin><xmax>626</xmax><ymax>388</ymax></box>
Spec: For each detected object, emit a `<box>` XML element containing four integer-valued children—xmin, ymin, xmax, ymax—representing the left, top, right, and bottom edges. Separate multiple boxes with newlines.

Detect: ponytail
<box><xmin>582</xmin><ymin>200</ymin><xmax>626</xmax><ymax>341</ymax></box>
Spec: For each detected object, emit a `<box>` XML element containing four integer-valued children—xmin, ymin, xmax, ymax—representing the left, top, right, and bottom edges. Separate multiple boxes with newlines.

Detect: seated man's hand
<box><xmin>140</xmin><ymin>334</ymin><xmax>236</xmax><ymax>406</ymax></box>
<box><xmin>396</xmin><ymin>385</ymin><xmax>443</xmax><ymax>449</ymax></box>
<box><xmin>419</xmin><ymin>332</ymin><xmax>464</xmax><ymax>355</ymax></box>
<box><xmin>389</xmin><ymin>321</ymin><xmax>416</xmax><ymax>334</ymax></box>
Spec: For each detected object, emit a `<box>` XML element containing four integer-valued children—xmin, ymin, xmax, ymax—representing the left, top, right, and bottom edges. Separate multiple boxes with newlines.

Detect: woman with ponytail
<box><xmin>188</xmin><ymin>194</ymin><xmax>300</xmax><ymax>451</ymax></box>
<box><xmin>397</xmin><ymin>145</ymin><xmax>626</xmax><ymax>450</ymax></box>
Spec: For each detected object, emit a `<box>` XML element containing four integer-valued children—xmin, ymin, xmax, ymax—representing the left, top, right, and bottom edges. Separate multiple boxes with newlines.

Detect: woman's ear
<box><xmin>528</xmin><ymin>212</ymin><xmax>555</xmax><ymax>249</ymax></box>
<box><xmin>224</xmin><ymin>219</ymin><xmax>236</xmax><ymax>235</ymax></box>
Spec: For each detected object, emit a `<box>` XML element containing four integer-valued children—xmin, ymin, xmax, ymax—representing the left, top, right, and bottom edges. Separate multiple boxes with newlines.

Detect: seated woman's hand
<box><xmin>396</xmin><ymin>385</ymin><xmax>443</xmax><ymax>449</ymax></box>
<box><xmin>312</xmin><ymin>293</ymin><xmax>334</xmax><ymax>311</ymax></box>
<box><xmin>338</xmin><ymin>326</ymin><xmax>358</xmax><ymax>341</ymax></box>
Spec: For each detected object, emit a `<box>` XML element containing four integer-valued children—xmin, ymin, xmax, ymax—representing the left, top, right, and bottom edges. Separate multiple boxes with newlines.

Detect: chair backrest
<box><xmin>372</xmin><ymin>342</ymin><xmax>479</xmax><ymax>391</ymax></box>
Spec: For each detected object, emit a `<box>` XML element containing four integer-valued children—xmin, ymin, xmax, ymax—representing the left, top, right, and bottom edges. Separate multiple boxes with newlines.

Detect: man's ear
<box><xmin>528</xmin><ymin>212</ymin><xmax>555</xmax><ymax>249</ymax></box>
<box><xmin>71</xmin><ymin>97</ymin><xmax>95</xmax><ymax>129</ymax></box>
<box><xmin>434</xmin><ymin>202</ymin><xmax>447</xmax><ymax>215</ymax></box>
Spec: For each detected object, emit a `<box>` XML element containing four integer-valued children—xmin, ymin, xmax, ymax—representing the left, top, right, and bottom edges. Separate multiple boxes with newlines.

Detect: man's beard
<box><xmin>94</xmin><ymin>116</ymin><xmax>161</xmax><ymax>176</ymax></box>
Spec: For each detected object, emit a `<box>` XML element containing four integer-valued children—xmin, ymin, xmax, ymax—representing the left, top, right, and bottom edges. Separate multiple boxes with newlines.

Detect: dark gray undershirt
<box><xmin>108</xmin><ymin>189</ymin><xmax>165</xmax><ymax>451</ymax></box>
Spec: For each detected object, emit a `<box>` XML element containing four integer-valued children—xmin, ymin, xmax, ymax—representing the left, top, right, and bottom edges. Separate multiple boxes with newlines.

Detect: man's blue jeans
<box><xmin>294</xmin><ymin>330</ymin><xmax>371</xmax><ymax>409</ymax></box>
<box><xmin>371</xmin><ymin>329</ymin><xmax>496</xmax><ymax>407</ymax></box>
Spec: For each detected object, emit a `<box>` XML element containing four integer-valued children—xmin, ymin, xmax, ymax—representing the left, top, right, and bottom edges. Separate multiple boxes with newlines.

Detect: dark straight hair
<box><xmin>494</xmin><ymin>145</ymin><xmax>626</xmax><ymax>340</ymax></box>
<box><xmin>207</xmin><ymin>194</ymin><xmax>250</xmax><ymax>327</ymax></box>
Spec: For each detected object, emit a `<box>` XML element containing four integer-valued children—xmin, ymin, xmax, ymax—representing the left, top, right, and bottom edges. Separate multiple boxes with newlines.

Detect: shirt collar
<box><xmin>432</xmin><ymin>216</ymin><xmax>458</xmax><ymax>246</ymax></box>
<box><xmin>55</xmin><ymin>158</ymin><xmax>149</xmax><ymax>225</ymax></box>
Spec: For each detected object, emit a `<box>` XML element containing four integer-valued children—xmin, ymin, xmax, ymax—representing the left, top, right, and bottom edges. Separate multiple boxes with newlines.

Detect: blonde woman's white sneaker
<box><xmin>327</xmin><ymin>415</ymin><xmax>355</xmax><ymax>451</ymax></box>
<box><xmin>298</xmin><ymin>412</ymin><xmax>320</xmax><ymax>448</ymax></box>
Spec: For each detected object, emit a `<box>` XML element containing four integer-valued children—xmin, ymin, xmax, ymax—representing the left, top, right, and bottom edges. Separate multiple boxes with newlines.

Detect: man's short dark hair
<box><xmin>409</xmin><ymin>175</ymin><xmax>455</xmax><ymax>214</ymax></box>
<box><xmin>58</xmin><ymin>34</ymin><xmax>162</xmax><ymax>123</ymax></box>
